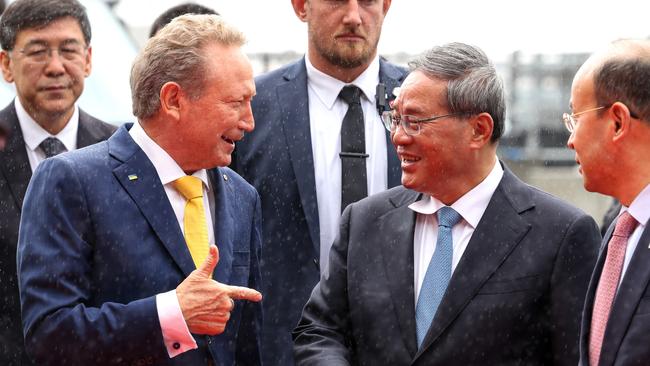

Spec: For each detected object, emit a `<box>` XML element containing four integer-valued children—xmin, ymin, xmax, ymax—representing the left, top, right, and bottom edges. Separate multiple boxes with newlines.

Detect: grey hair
<box><xmin>130</xmin><ymin>14</ymin><xmax>246</xmax><ymax>119</ymax></box>
<box><xmin>408</xmin><ymin>42</ymin><xmax>506</xmax><ymax>142</ymax></box>
<box><xmin>593</xmin><ymin>40</ymin><xmax>650</xmax><ymax>123</ymax></box>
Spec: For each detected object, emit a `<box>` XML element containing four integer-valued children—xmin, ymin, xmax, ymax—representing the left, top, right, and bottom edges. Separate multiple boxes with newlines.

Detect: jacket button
<box><xmin>173</xmin><ymin>342</ymin><xmax>180</xmax><ymax>349</ymax></box>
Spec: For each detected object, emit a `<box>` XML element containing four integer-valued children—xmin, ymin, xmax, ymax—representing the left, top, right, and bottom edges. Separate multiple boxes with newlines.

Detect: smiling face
<box><xmin>176</xmin><ymin>44</ymin><xmax>255</xmax><ymax>171</ymax></box>
<box><xmin>0</xmin><ymin>17</ymin><xmax>91</xmax><ymax>130</ymax></box>
<box><xmin>391</xmin><ymin>71</ymin><xmax>475</xmax><ymax>200</ymax></box>
<box><xmin>294</xmin><ymin>0</ymin><xmax>390</xmax><ymax>79</ymax></box>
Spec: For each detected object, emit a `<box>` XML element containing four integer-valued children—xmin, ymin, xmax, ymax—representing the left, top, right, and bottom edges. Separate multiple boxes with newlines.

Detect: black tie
<box><xmin>39</xmin><ymin>137</ymin><xmax>67</xmax><ymax>158</ymax></box>
<box><xmin>339</xmin><ymin>85</ymin><xmax>368</xmax><ymax>212</ymax></box>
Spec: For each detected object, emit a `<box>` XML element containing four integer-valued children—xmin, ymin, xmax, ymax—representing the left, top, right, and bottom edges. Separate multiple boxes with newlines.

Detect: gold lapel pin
<box><xmin>128</xmin><ymin>174</ymin><xmax>138</xmax><ymax>181</ymax></box>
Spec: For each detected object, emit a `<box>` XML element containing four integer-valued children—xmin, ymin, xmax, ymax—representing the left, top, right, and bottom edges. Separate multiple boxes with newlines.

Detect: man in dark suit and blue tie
<box><xmin>17</xmin><ymin>14</ymin><xmax>262</xmax><ymax>365</ymax></box>
<box><xmin>566</xmin><ymin>39</ymin><xmax>650</xmax><ymax>366</ymax></box>
<box><xmin>294</xmin><ymin>43</ymin><xmax>601</xmax><ymax>365</ymax></box>
<box><xmin>231</xmin><ymin>1</ymin><xmax>406</xmax><ymax>363</ymax></box>
<box><xmin>0</xmin><ymin>1</ymin><xmax>116</xmax><ymax>364</ymax></box>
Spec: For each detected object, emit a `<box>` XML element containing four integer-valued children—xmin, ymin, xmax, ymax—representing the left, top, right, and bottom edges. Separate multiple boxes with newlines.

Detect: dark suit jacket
<box><xmin>0</xmin><ymin>101</ymin><xmax>116</xmax><ymax>365</ymax></box>
<box><xmin>16</xmin><ymin>125</ymin><xmax>263</xmax><ymax>365</ymax></box>
<box><xmin>294</xmin><ymin>166</ymin><xmax>601</xmax><ymax>366</ymax></box>
<box><xmin>231</xmin><ymin>57</ymin><xmax>407</xmax><ymax>365</ymax></box>
<box><xmin>579</xmin><ymin>214</ymin><xmax>650</xmax><ymax>366</ymax></box>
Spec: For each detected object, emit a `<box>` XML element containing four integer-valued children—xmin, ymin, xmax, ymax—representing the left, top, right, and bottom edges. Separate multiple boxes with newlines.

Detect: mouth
<box><xmin>398</xmin><ymin>151</ymin><xmax>421</xmax><ymax>165</ymax></box>
<box><xmin>221</xmin><ymin>135</ymin><xmax>235</xmax><ymax>146</ymax></box>
<box><xmin>335</xmin><ymin>32</ymin><xmax>366</xmax><ymax>42</ymax></box>
<box><xmin>39</xmin><ymin>85</ymin><xmax>68</xmax><ymax>92</ymax></box>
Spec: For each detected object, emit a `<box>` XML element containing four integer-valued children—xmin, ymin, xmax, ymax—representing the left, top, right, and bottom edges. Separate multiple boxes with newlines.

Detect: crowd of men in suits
<box><xmin>0</xmin><ymin>0</ymin><xmax>648</xmax><ymax>365</ymax></box>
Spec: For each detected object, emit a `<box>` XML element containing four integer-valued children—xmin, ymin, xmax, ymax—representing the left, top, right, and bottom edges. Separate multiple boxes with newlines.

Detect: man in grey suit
<box><xmin>0</xmin><ymin>1</ymin><xmax>115</xmax><ymax>364</ymax></box>
<box><xmin>231</xmin><ymin>1</ymin><xmax>406</xmax><ymax>364</ymax></box>
<box><xmin>566</xmin><ymin>39</ymin><xmax>650</xmax><ymax>366</ymax></box>
<box><xmin>294</xmin><ymin>43</ymin><xmax>601</xmax><ymax>366</ymax></box>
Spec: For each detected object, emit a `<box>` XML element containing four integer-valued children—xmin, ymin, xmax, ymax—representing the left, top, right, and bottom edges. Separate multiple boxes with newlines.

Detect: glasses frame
<box><xmin>381</xmin><ymin>110</ymin><xmax>464</xmax><ymax>136</ymax></box>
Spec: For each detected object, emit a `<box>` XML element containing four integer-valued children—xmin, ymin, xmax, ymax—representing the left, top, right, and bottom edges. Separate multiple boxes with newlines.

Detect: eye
<box><xmin>26</xmin><ymin>48</ymin><xmax>47</xmax><ymax>57</ymax></box>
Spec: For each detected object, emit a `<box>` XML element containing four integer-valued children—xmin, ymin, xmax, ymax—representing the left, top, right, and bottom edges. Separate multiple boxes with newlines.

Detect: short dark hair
<box><xmin>594</xmin><ymin>57</ymin><xmax>650</xmax><ymax>123</ymax></box>
<box><xmin>408</xmin><ymin>42</ymin><xmax>506</xmax><ymax>142</ymax></box>
<box><xmin>149</xmin><ymin>3</ymin><xmax>218</xmax><ymax>38</ymax></box>
<box><xmin>0</xmin><ymin>0</ymin><xmax>91</xmax><ymax>51</ymax></box>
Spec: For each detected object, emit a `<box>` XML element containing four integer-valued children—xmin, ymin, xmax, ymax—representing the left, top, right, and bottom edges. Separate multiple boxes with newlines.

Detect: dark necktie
<box><xmin>39</xmin><ymin>137</ymin><xmax>67</xmax><ymax>158</ymax></box>
<box><xmin>339</xmin><ymin>85</ymin><xmax>368</xmax><ymax>212</ymax></box>
<box><xmin>415</xmin><ymin>206</ymin><xmax>462</xmax><ymax>348</ymax></box>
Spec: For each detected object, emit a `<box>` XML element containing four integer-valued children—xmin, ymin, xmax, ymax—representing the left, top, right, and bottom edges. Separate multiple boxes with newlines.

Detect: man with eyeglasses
<box><xmin>294</xmin><ymin>42</ymin><xmax>600</xmax><ymax>366</ymax></box>
<box><xmin>0</xmin><ymin>0</ymin><xmax>115</xmax><ymax>364</ymax></box>
<box><xmin>565</xmin><ymin>39</ymin><xmax>650</xmax><ymax>366</ymax></box>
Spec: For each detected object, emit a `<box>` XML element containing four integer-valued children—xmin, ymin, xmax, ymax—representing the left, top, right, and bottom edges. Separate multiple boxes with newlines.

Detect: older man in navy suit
<box><xmin>294</xmin><ymin>43</ymin><xmax>601</xmax><ymax>366</ymax></box>
<box><xmin>566</xmin><ymin>39</ymin><xmax>650</xmax><ymax>366</ymax></box>
<box><xmin>231</xmin><ymin>1</ymin><xmax>406</xmax><ymax>364</ymax></box>
<box><xmin>17</xmin><ymin>15</ymin><xmax>262</xmax><ymax>365</ymax></box>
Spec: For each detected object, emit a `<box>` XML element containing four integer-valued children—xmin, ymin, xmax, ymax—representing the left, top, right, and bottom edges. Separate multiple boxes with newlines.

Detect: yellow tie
<box><xmin>173</xmin><ymin>176</ymin><xmax>209</xmax><ymax>269</ymax></box>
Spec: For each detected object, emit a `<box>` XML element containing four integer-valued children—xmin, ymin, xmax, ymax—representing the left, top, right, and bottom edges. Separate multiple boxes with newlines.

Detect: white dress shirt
<box><xmin>129</xmin><ymin>122</ymin><xmax>215</xmax><ymax>358</ymax></box>
<box><xmin>410</xmin><ymin>159</ymin><xmax>503</xmax><ymax>305</ymax></box>
<box><xmin>305</xmin><ymin>55</ymin><xmax>388</xmax><ymax>273</ymax></box>
<box><xmin>614</xmin><ymin>183</ymin><xmax>650</xmax><ymax>286</ymax></box>
<box><xmin>15</xmin><ymin>97</ymin><xmax>79</xmax><ymax>172</ymax></box>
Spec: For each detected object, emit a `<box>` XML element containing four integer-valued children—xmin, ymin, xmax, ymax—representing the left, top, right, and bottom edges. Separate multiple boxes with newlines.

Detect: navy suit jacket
<box><xmin>0</xmin><ymin>101</ymin><xmax>115</xmax><ymax>365</ymax></box>
<box><xmin>579</xmin><ymin>215</ymin><xmax>650</xmax><ymax>366</ymax></box>
<box><xmin>231</xmin><ymin>57</ymin><xmax>407</xmax><ymax>365</ymax></box>
<box><xmin>17</xmin><ymin>125</ymin><xmax>263</xmax><ymax>365</ymax></box>
<box><xmin>294</xmin><ymin>166</ymin><xmax>601</xmax><ymax>366</ymax></box>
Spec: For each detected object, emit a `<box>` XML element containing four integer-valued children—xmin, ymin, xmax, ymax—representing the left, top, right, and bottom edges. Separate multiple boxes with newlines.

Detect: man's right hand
<box><xmin>176</xmin><ymin>245</ymin><xmax>262</xmax><ymax>335</ymax></box>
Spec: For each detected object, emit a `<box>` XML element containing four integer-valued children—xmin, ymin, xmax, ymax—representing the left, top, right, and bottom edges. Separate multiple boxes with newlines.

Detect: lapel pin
<box><xmin>223</xmin><ymin>174</ymin><xmax>228</xmax><ymax>181</ymax></box>
<box><xmin>128</xmin><ymin>174</ymin><xmax>138</xmax><ymax>181</ymax></box>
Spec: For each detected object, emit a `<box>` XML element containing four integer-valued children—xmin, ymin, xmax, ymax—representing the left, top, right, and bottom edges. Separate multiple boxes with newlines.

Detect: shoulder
<box><xmin>79</xmin><ymin>109</ymin><xmax>118</xmax><ymax>139</ymax></box>
<box><xmin>347</xmin><ymin>185</ymin><xmax>417</xmax><ymax>217</ymax></box>
<box><xmin>254</xmin><ymin>58</ymin><xmax>305</xmax><ymax>88</ymax></box>
<box><xmin>216</xmin><ymin>166</ymin><xmax>258</xmax><ymax>198</ymax></box>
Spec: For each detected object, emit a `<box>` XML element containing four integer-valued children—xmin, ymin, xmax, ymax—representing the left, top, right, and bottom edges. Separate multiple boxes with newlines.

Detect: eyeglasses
<box><xmin>15</xmin><ymin>43</ymin><xmax>88</xmax><ymax>65</ymax></box>
<box><xmin>562</xmin><ymin>106</ymin><xmax>608</xmax><ymax>133</ymax></box>
<box><xmin>381</xmin><ymin>111</ymin><xmax>463</xmax><ymax>136</ymax></box>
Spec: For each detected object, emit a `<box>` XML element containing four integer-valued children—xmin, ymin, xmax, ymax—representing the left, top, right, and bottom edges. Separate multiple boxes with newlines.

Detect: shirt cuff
<box><xmin>156</xmin><ymin>290</ymin><xmax>197</xmax><ymax>358</ymax></box>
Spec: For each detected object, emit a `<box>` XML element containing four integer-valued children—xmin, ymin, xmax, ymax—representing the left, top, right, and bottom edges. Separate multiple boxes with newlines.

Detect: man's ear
<box><xmin>83</xmin><ymin>45</ymin><xmax>92</xmax><ymax>77</ymax></box>
<box><xmin>159</xmin><ymin>81</ymin><xmax>182</xmax><ymax>121</ymax></box>
<box><xmin>610</xmin><ymin>102</ymin><xmax>633</xmax><ymax>141</ymax></box>
<box><xmin>0</xmin><ymin>51</ymin><xmax>14</xmax><ymax>83</ymax></box>
<box><xmin>291</xmin><ymin>0</ymin><xmax>308</xmax><ymax>22</ymax></box>
<box><xmin>468</xmin><ymin>112</ymin><xmax>494</xmax><ymax>148</ymax></box>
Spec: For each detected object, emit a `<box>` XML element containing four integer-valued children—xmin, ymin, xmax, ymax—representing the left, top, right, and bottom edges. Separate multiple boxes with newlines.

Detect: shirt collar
<box><xmin>622</xmin><ymin>183</ymin><xmax>650</xmax><ymax>227</ymax></box>
<box><xmin>409</xmin><ymin>159</ymin><xmax>504</xmax><ymax>228</ymax></box>
<box><xmin>15</xmin><ymin>97</ymin><xmax>79</xmax><ymax>152</ymax></box>
<box><xmin>304</xmin><ymin>54</ymin><xmax>380</xmax><ymax>109</ymax></box>
<box><xmin>128</xmin><ymin>121</ymin><xmax>210</xmax><ymax>190</ymax></box>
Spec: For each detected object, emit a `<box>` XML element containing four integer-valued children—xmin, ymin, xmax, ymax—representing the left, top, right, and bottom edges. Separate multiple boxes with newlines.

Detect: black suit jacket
<box><xmin>231</xmin><ymin>57</ymin><xmax>407</xmax><ymax>365</ymax></box>
<box><xmin>294</xmin><ymin>166</ymin><xmax>601</xmax><ymax>366</ymax></box>
<box><xmin>579</xmin><ymin>215</ymin><xmax>650</xmax><ymax>366</ymax></box>
<box><xmin>0</xmin><ymin>101</ymin><xmax>116</xmax><ymax>365</ymax></box>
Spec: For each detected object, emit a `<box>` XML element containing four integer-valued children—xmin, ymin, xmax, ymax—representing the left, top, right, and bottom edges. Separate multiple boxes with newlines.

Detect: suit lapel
<box><xmin>598</xmin><ymin>225</ymin><xmax>650</xmax><ymax>366</ymax></box>
<box><xmin>0</xmin><ymin>102</ymin><xmax>32</xmax><ymax>210</ymax></box>
<box><xmin>208</xmin><ymin>168</ymin><xmax>234</xmax><ymax>283</ymax></box>
<box><xmin>77</xmin><ymin>109</ymin><xmax>110</xmax><ymax>147</ymax></box>
<box><xmin>277</xmin><ymin>59</ymin><xmax>320</xmax><ymax>253</ymax></box>
<box><xmin>416</xmin><ymin>168</ymin><xmax>532</xmax><ymax>358</ymax></box>
<box><xmin>378</xmin><ymin>59</ymin><xmax>407</xmax><ymax>188</ymax></box>
<box><xmin>377</xmin><ymin>189</ymin><xmax>420</xmax><ymax>357</ymax></box>
<box><xmin>110</xmin><ymin>125</ymin><xmax>195</xmax><ymax>277</ymax></box>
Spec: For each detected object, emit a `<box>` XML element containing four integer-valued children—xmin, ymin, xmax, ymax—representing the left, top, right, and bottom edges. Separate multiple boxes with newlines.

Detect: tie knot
<box><xmin>173</xmin><ymin>176</ymin><xmax>203</xmax><ymax>200</ymax></box>
<box><xmin>612</xmin><ymin>211</ymin><xmax>638</xmax><ymax>238</ymax></box>
<box><xmin>437</xmin><ymin>206</ymin><xmax>462</xmax><ymax>228</ymax></box>
<box><xmin>339</xmin><ymin>85</ymin><xmax>362</xmax><ymax>105</ymax></box>
<box><xmin>39</xmin><ymin>137</ymin><xmax>67</xmax><ymax>158</ymax></box>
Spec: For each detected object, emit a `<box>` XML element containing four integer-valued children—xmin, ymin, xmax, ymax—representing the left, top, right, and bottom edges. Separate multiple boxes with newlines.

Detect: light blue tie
<box><xmin>415</xmin><ymin>206</ymin><xmax>462</xmax><ymax>348</ymax></box>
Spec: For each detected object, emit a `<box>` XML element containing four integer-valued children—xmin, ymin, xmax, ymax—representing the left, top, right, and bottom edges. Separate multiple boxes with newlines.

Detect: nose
<box><xmin>43</xmin><ymin>50</ymin><xmax>66</xmax><ymax>76</ymax></box>
<box><xmin>240</xmin><ymin>101</ymin><xmax>255</xmax><ymax>133</ymax></box>
<box><xmin>391</xmin><ymin>122</ymin><xmax>412</xmax><ymax>147</ymax></box>
<box><xmin>566</xmin><ymin>130</ymin><xmax>575</xmax><ymax>150</ymax></box>
<box><xmin>342</xmin><ymin>0</ymin><xmax>362</xmax><ymax>26</ymax></box>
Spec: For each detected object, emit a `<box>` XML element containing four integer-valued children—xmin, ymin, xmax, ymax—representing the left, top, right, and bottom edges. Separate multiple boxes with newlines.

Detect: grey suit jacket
<box><xmin>232</xmin><ymin>57</ymin><xmax>407</xmax><ymax>365</ymax></box>
<box><xmin>0</xmin><ymin>101</ymin><xmax>116</xmax><ymax>365</ymax></box>
<box><xmin>579</xmin><ymin>215</ymin><xmax>650</xmax><ymax>366</ymax></box>
<box><xmin>294</xmin><ymin>165</ymin><xmax>601</xmax><ymax>366</ymax></box>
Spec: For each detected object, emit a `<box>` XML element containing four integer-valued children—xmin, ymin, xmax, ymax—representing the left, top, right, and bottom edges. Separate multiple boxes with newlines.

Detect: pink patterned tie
<box><xmin>589</xmin><ymin>211</ymin><xmax>638</xmax><ymax>366</ymax></box>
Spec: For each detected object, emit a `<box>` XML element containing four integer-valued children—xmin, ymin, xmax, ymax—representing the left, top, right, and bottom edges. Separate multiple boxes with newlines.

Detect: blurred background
<box><xmin>3</xmin><ymin>0</ymin><xmax>649</xmax><ymax>224</ymax></box>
